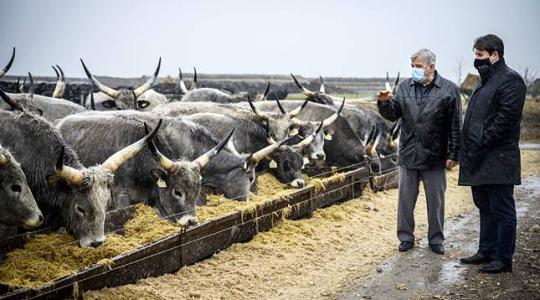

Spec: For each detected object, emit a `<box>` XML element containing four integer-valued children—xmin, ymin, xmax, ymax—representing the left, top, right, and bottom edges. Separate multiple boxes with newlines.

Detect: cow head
<box><xmin>145</xmin><ymin>125</ymin><xmax>234</xmax><ymax>227</ymax></box>
<box><xmin>287</xmin><ymin>98</ymin><xmax>345</xmax><ymax>162</ymax></box>
<box><xmin>266</xmin><ymin>122</ymin><xmax>323</xmax><ymax>188</ymax></box>
<box><xmin>81</xmin><ymin>58</ymin><xmax>161</xmax><ymax>110</ymax></box>
<box><xmin>0</xmin><ymin>146</ymin><xmax>43</xmax><ymax>229</ymax></box>
<box><xmin>202</xmin><ymin>136</ymin><xmax>293</xmax><ymax>201</ymax></box>
<box><xmin>248</xmin><ymin>95</ymin><xmax>309</xmax><ymax>141</ymax></box>
<box><xmin>47</xmin><ymin>121</ymin><xmax>161</xmax><ymax>247</ymax></box>
<box><xmin>290</xmin><ymin>74</ymin><xmax>336</xmax><ymax>105</ymax></box>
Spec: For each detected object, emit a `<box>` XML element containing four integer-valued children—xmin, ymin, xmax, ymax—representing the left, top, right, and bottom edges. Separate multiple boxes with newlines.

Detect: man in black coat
<box><xmin>459</xmin><ymin>34</ymin><xmax>527</xmax><ymax>273</ymax></box>
<box><xmin>378</xmin><ymin>49</ymin><xmax>461</xmax><ymax>255</ymax></box>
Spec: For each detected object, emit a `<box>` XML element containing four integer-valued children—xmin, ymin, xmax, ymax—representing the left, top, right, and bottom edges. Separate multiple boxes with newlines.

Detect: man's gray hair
<box><xmin>411</xmin><ymin>48</ymin><xmax>436</xmax><ymax>65</ymax></box>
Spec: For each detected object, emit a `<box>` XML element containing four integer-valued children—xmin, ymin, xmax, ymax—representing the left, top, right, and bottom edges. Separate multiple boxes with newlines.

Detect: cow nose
<box><xmin>91</xmin><ymin>240</ymin><xmax>104</xmax><ymax>248</ymax></box>
<box><xmin>38</xmin><ymin>214</ymin><xmax>44</xmax><ymax>224</ymax></box>
<box><xmin>316</xmin><ymin>153</ymin><xmax>326</xmax><ymax>160</ymax></box>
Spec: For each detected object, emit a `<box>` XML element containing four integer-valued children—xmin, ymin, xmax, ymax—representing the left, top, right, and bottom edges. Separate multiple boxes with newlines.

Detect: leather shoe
<box><xmin>398</xmin><ymin>241</ymin><xmax>414</xmax><ymax>252</ymax></box>
<box><xmin>429</xmin><ymin>244</ymin><xmax>445</xmax><ymax>255</ymax></box>
<box><xmin>460</xmin><ymin>252</ymin><xmax>493</xmax><ymax>265</ymax></box>
<box><xmin>479</xmin><ymin>259</ymin><xmax>512</xmax><ymax>273</ymax></box>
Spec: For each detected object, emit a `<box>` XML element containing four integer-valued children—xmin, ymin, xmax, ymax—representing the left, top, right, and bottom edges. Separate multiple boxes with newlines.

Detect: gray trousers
<box><xmin>397</xmin><ymin>166</ymin><xmax>446</xmax><ymax>245</ymax></box>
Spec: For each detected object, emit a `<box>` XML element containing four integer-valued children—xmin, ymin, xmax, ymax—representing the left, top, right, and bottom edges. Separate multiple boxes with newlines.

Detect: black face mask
<box><xmin>474</xmin><ymin>58</ymin><xmax>492</xmax><ymax>80</ymax></box>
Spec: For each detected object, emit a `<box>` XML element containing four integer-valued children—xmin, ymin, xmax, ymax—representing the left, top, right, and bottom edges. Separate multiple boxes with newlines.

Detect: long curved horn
<box><xmin>385</xmin><ymin>72</ymin><xmax>392</xmax><ymax>91</ymax></box>
<box><xmin>0</xmin><ymin>152</ymin><xmax>8</xmax><ymax>167</ymax></box>
<box><xmin>0</xmin><ymin>47</ymin><xmax>15</xmax><ymax>78</ymax></box>
<box><xmin>55</xmin><ymin>146</ymin><xmax>85</xmax><ymax>186</ymax></box>
<box><xmin>90</xmin><ymin>92</ymin><xmax>96</xmax><ymax>110</ymax></box>
<box><xmin>293</xmin><ymin>121</ymin><xmax>324</xmax><ymax>150</ymax></box>
<box><xmin>80</xmin><ymin>59</ymin><xmax>120</xmax><ymax>99</ymax></box>
<box><xmin>131</xmin><ymin>89</ymin><xmax>138</xmax><ymax>110</ymax></box>
<box><xmin>393</xmin><ymin>72</ymin><xmax>401</xmax><ymax>94</ymax></box>
<box><xmin>322</xmin><ymin>98</ymin><xmax>345</xmax><ymax>127</ymax></box>
<box><xmin>191</xmin><ymin>67</ymin><xmax>197</xmax><ymax>90</ymax></box>
<box><xmin>27</xmin><ymin>72</ymin><xmax>35</xmax><ymax>96</ymax></box>
<box><xmin>0</xmin><ymin>88</ymin><xmax>24</xmax><ymax>111</ymax></box>
<box><xmin>178</xmin><ymin>67</ymin><xmax>189</xmax><ymax>94</ymax></box>
<box><xmin>247</xmin><ymin>95</ymin><xmax>269</xmax><ymax>119</ymax></box>
<box><xmin>288</xmin><ymin>99</ymin><xmax>309</xmax><ymax>117</ymax></box>
<box><xmin>52</xmin><ymin>65</ymin><xmax>59</xmax><ymax>80</ymax></box>
<box><xmin>319</xmin><ymin>75</ymin><xmax>326</xmax><ymax>93</ymax></box>
<box><xmin>275</xmin><ymin>98</ymin><xmax>287</xmax><ymax>114</ymax></box>
<box><xmin>290</xmin><ymin>73</ymin><xmax>314</xmax><ymax>96</ymax></box>
<box><xmin>261</xmin><ymin>82</ymin><xmax>270</xmax><ymax>101</ymax></box>
<box><xmin>52</xmin><ymin>65</ymin><xmax>66</xmax><ymax>98</ymax></box>
<box><xmin>20</xmin><ymin>77</ymin><xmax>26</xmax><ymax>93</ymax></box>
<box><xmin>134</xmin><ymin>57</ymin><xmax>161</xmax><ymax>97</ymax></box>
<box><xmin>193</xmin><ymin>128</ymin><xmax>235</xmax><ymax>169</ymax></box>
<box><xmin>144</xmin><ymin>122</ymin><xmax>178</xmax><ymax>174</ymax></box>
<box><xmin>101</xmin><ymin>119</ymin><xmax>162</xmax><ymax>174</ymax></box>
<box><xmin>250</xmin><ymin>135</ymin><xmax>296</xmax><ymax>165</ymax></box>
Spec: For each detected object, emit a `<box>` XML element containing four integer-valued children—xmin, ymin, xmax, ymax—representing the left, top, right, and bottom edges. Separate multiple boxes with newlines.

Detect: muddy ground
<box><xmin>85</xmin><ymin>149</ymin><xmax>539</xmax><ymax>300</ymax></box>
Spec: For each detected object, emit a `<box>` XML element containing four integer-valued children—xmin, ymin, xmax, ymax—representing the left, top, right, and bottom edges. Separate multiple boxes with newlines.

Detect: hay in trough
<box><xmin>0</xmin><ymin>205</ymin><xmax>180</xmax><ymax>289</ymax></box>
<box><xmin>0</xmin><ymin>171</ymin><xmax>345</xmax><ymax>289</ymax></box>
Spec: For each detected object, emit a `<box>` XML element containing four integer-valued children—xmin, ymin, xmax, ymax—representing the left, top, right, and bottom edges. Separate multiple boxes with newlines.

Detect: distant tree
<box><xmin>455</xmin><ymin>57</ymin><xmax>464</xmax><ymax>85</ymax></box>
<box><xmin>519</xmin><ymin>66</ymin><xmax>537</xmax><ymax>87</ymax></box>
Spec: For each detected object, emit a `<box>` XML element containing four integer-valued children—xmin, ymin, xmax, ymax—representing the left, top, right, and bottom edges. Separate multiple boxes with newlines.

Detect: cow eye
<box><xmin>11</xmin><ymin>184</ymin><xmax>22</xmax><ymax>193</ymax></box>
<box><xmin>173</xmin><ymin>189</ymin><xmax>183</xmax><ymax>198</ymax></box>
<box><xmin>137</xmin><ymin>101</ymin><xmax>150</xmax><ymax>109</ymax></box>
<box><xmin>102</xmin><ymin>100</ymin><xmax>116</xmax><ymax>109</ymax></box>
<box><xmin>76</xmin><ymin>205</ymin><xmax>86</xmax><ymax>215</ymax></box>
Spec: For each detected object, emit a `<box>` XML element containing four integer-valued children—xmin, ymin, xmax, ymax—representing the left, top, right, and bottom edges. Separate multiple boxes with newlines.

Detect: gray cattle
<box><xmin>183</xmin><ymin>112</ymin><xmax>322</xmax><ymax>188</ymax></box>
<box><xmin>251</xmin><ymin>100</ymin><xmax>391</xmax><ymax>170</ymax></box>
<box><xmin>0</xmin><ymin>73</ymin><xmax>86</xmax><ymax>121</ymax></box>
<box><xmin>0</xmin><ymin>144</ymin><xmax>43</xmax><ymax>229</ymax></box>
<box><xmin>153</xmin><ymin>97</ymin><xmax>318</xmax><ymax>153</ymax></box>
<box><xmin>0</xmin><ymin>89</ymin><xmax>160</xmax><ymax>247</ymax></box>
<box><xmin>238</xmin><ymin>98</ymin><xmax>345</xmax><ymax>162</ymax></box>
<box><xmin>81</xmin><ymin>58</ymin><xmax>164</xmax><ymax>110</ymax></box>
<box><xmin>0</xmin><ymin>47</ymin><xmax>15</xmax><ymax>79</ymax></box>
<box><xmin>56</xmin><ymin>111</ymin><xmax>283</xmax><ymax>205</ymax></box>
<box><xmin>56</xmin><ymin>112</ymin><xmax>243</xmax><ymax>226</ymax></box>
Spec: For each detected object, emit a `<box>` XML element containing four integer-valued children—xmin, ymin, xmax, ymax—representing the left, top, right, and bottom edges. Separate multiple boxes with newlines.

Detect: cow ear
<box><xmin>102</xmin><ymin>100</ymin><xmax>116</xmax><ymax>109</ymax></box>
<box><xmin>150</xmin><ymin>168</ymin><xmax>167</xmax><ymax>180</ymax></box>
<box><xmin>137</xmin><ymin>100</ymin><xmax>150</xmax><ymax>109</ymax></box>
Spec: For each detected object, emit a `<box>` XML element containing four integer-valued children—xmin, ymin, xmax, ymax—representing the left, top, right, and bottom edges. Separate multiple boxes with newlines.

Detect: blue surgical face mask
<box><xmin>411</xmin><ymin>67</ymin><xmax>425</xmax><ymax>82</ymax></box>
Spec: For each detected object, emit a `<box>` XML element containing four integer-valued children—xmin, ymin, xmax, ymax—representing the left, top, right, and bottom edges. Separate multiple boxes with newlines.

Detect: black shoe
<box><xmin>429</xmin><ymin>244</ymin><xmax>445</xmax><ymax>254</ymax></box>
<box><xmin>460</xmin><ymin>252</ymin><xmax>493</xmax><ymax>265</ymax></box>
<box><xmin>479</xmin><ymin>259</ymin><xmax>512</xmax><ymax>273</ymax></box>
<box><xmin>399</xmin><ymin>241</ymin><xmax>414</xmax><ymax>252</ymax></box>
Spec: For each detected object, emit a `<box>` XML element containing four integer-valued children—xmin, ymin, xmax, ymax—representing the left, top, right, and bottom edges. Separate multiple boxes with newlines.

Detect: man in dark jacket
<box><xmin>459</xmin><ymin>34</ymin><xmax>527</xmax><ymax>273</ymax></box>
<box><xmin>378</xmin><ymin>49</ymin><xmax>461</xmax><ymax>255</ymax></box>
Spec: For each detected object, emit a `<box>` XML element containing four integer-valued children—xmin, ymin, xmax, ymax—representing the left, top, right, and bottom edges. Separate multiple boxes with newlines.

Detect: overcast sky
<box><xmin>0</xmin><ymin>0</ymin><xmax>539</xmax><ymax>82</ymax></box>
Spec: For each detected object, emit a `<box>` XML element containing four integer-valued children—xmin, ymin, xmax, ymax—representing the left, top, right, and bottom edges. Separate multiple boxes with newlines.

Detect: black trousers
<box><xmin>471</xmin><ymin>184</ymin><xmax>516</xmax><ymax>265</ymax></box>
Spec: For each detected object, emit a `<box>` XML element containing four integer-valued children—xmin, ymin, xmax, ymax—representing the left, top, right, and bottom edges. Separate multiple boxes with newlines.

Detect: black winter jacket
<box><xmin>458</xmin><ymin>59</ymin><xmax>527</xmax><ymax>186</ymax></box>
<box><xmin>378</xmin><ymin>71</ymin><xmax>462</xmax><ymax>170</ymax></box>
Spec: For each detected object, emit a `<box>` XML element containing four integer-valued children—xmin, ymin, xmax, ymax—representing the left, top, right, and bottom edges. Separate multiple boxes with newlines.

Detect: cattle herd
<box><xmin>0</xmin><ymin>47</ymin><xmax>401</xmax><ymax>248</ymax></box>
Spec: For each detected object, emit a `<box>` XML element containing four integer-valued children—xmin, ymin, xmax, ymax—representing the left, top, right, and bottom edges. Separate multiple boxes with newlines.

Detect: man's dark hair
<box><xmin>473</xmin><ymin>34</ymin><xmax>504</xmax><ymax>57</ymax></box>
